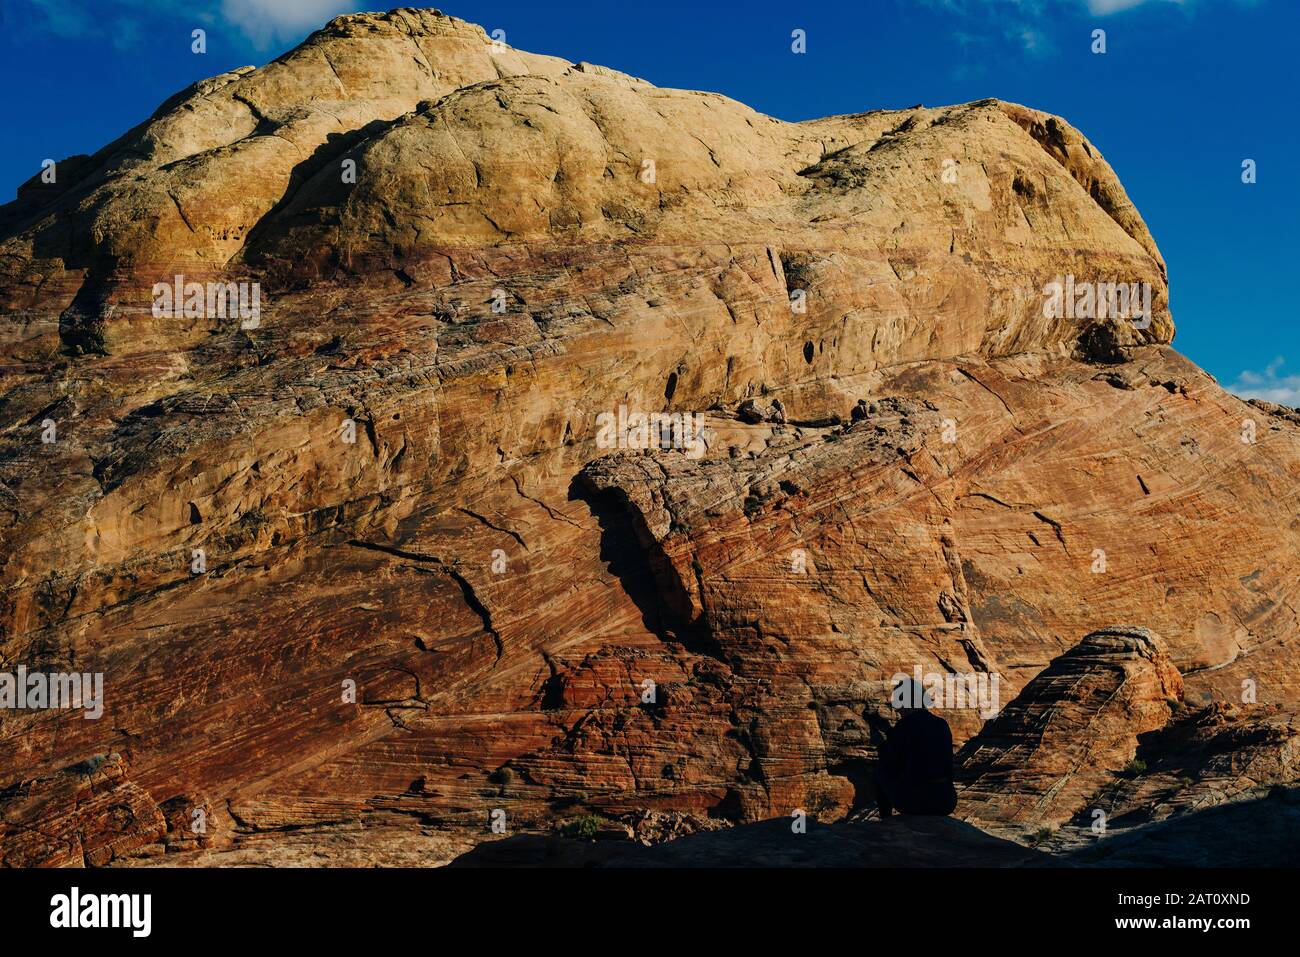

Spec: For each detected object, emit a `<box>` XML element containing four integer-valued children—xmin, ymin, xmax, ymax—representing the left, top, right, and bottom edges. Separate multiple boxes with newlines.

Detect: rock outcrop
<box><xmin>954</xmin><ymin>627</ymin><xmax>1300</xmax><ymax>853</ymax></box>
<box><xmin>2</xmin><ymin>8</ymin><xmax>1297</xmax><ymax>867</ymax></box>
<box><xmin>955</xmin><ymin>627</ymin><xmax>1183</xmax><ymax>827</ymax></box>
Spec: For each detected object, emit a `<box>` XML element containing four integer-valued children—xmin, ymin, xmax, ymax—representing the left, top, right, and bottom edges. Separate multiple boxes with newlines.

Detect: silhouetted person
<box><xmin>869</xmin><ymin>678</ymin><xmax>957</xmax><ymax>817</ymax></box>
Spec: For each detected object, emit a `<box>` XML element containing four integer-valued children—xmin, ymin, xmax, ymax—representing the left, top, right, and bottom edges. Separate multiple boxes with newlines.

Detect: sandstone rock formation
<box><xmin>956</xmin><ymin>626</ymin><xmax>1183</xmax><ymax>828</ymax></box>
<box><xmin>2</xmin><ymin>8</ymin><xmax>1297</xmax><ymax>867</ymax></box>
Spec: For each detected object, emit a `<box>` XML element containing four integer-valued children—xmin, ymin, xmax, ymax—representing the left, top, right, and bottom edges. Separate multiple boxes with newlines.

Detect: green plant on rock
<box><xmin>560</xmin><ymin>814</ymin><xmax>605</xmax><ymax>840</ymax></box>
<box><xmin>1122</xmin><ymin>758</ymin><xmax>1148</xmax><ymax>778</ymax></box>
<box><xmin>1030</xmin><ymin>825</ymin><xmax>1055</xmax><ymax>847</ymax></box>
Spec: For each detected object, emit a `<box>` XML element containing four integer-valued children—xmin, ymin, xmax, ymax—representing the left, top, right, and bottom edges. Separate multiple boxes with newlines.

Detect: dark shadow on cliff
<box><xmin>568</xmin><ymin>474</ymin><xmax>722</xmax><ymax>660</ymax></box>
<box><xmin>237</xmin><ymin>119</ymin><xmax>396</xmax><ymax>286</ymax></box>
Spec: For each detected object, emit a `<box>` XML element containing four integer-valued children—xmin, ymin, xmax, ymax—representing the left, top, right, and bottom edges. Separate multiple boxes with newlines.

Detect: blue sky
<box><xmin>1</xmin><ymin>0</ymin><xmax>1295</xmax><ymax>398</ymax></box>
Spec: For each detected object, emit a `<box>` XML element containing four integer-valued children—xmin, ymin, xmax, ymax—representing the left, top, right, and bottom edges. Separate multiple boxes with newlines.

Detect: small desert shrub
<box><xmin>1122</xmin><ymin>758</ymin><xmax>1148</xmax><ymax>778</ymax></box>
<box><xmin>1030</xmin><ymin>826</ymin><xmax>1055</xmax><ymax>847</ymax></box>
<box><xmin>560</xmin><ymin>815</ymin><xmax>605</xmax><ymax>840</ymax></box>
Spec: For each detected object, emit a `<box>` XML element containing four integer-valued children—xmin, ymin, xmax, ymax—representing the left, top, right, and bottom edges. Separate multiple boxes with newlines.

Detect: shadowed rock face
<box><xmin>447</xmin><ymin>815</ymin><xmax>1055</xmax><ymax>868</ymax></box>
<box><xmin>1066</xmin><ymin>786</ymin><xmax>1300</xmax><ymax>867</ymax></box>
<box><xmin>1</xmin><ymin>8</ymin><xmax>1297</xmax><ymax>867</ymax></box>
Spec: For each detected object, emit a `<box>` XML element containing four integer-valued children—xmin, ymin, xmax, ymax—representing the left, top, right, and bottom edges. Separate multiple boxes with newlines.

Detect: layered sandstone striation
<box><xmin>1</xmin><ymin>8</ymin><xmax>1297</xmax><ymax>866</ymax></box>
<box><xmin>955</xmin><ymin>626</ymin><xmax>1183</xmax><ymax>827</ymax></box>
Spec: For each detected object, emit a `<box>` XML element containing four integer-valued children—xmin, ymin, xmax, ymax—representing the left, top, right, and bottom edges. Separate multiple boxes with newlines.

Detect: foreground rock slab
<box><xmin>447</xmin><ymin>816</ymin><xmax>1055</xmax><ymax>868</ymax></box>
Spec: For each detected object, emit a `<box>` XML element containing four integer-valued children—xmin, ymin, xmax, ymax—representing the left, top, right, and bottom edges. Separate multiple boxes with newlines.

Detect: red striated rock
<box><xmin>954</xmin><ymin>626</ymin><xmax>1183</xmax><ymax>828</ymax></box>
<box><xmin>1</xmin><ymin>753</ymin><xmax>165</xmax><ymax>867</ymax></box>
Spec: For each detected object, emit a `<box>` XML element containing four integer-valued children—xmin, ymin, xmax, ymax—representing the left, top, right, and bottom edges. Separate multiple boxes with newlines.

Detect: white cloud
<box><xmin>920</xmin><ymin>0</ymin><xmax>1200</xmax><ymax>73</ymax></box>
<box><xmin>14</xmin><ymin>0</ymin><xmax>364</xmax><ymax>50</ymax></box>
<box><xmin>1013</xmin><ymin>26</ymin><xmax>1054</xmax><ymax>55</ymax></box>
<box><xmin>924</xmin><ymin>0</ymin><xmax>1191</xmax><ymax>14</ymax></box>
<box><xmin>1226</xmin><ymin>358</ymin><xmax>1300</xmax><ymax>407</ymax></box>
<box><xmin>1085</xmin><ymin>0</ymin><xmax>1188</xmax><ymax>13</ymax></box>
<box><xmin>219</xmin><ymin>0</ymin><xmax>362</xmax><ymax>48</ymax></box>
<box><xmin>23</xmin><ymin>0</ymin><xmax>94</xmax><ymax>37</ymax></box>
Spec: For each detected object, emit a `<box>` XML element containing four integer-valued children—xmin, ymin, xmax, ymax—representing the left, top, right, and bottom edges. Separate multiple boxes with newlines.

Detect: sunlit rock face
<box><xmin>1</xmin><ymin>8</ymin><xmax>1295</xmax><ymax>867</ymax></box>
